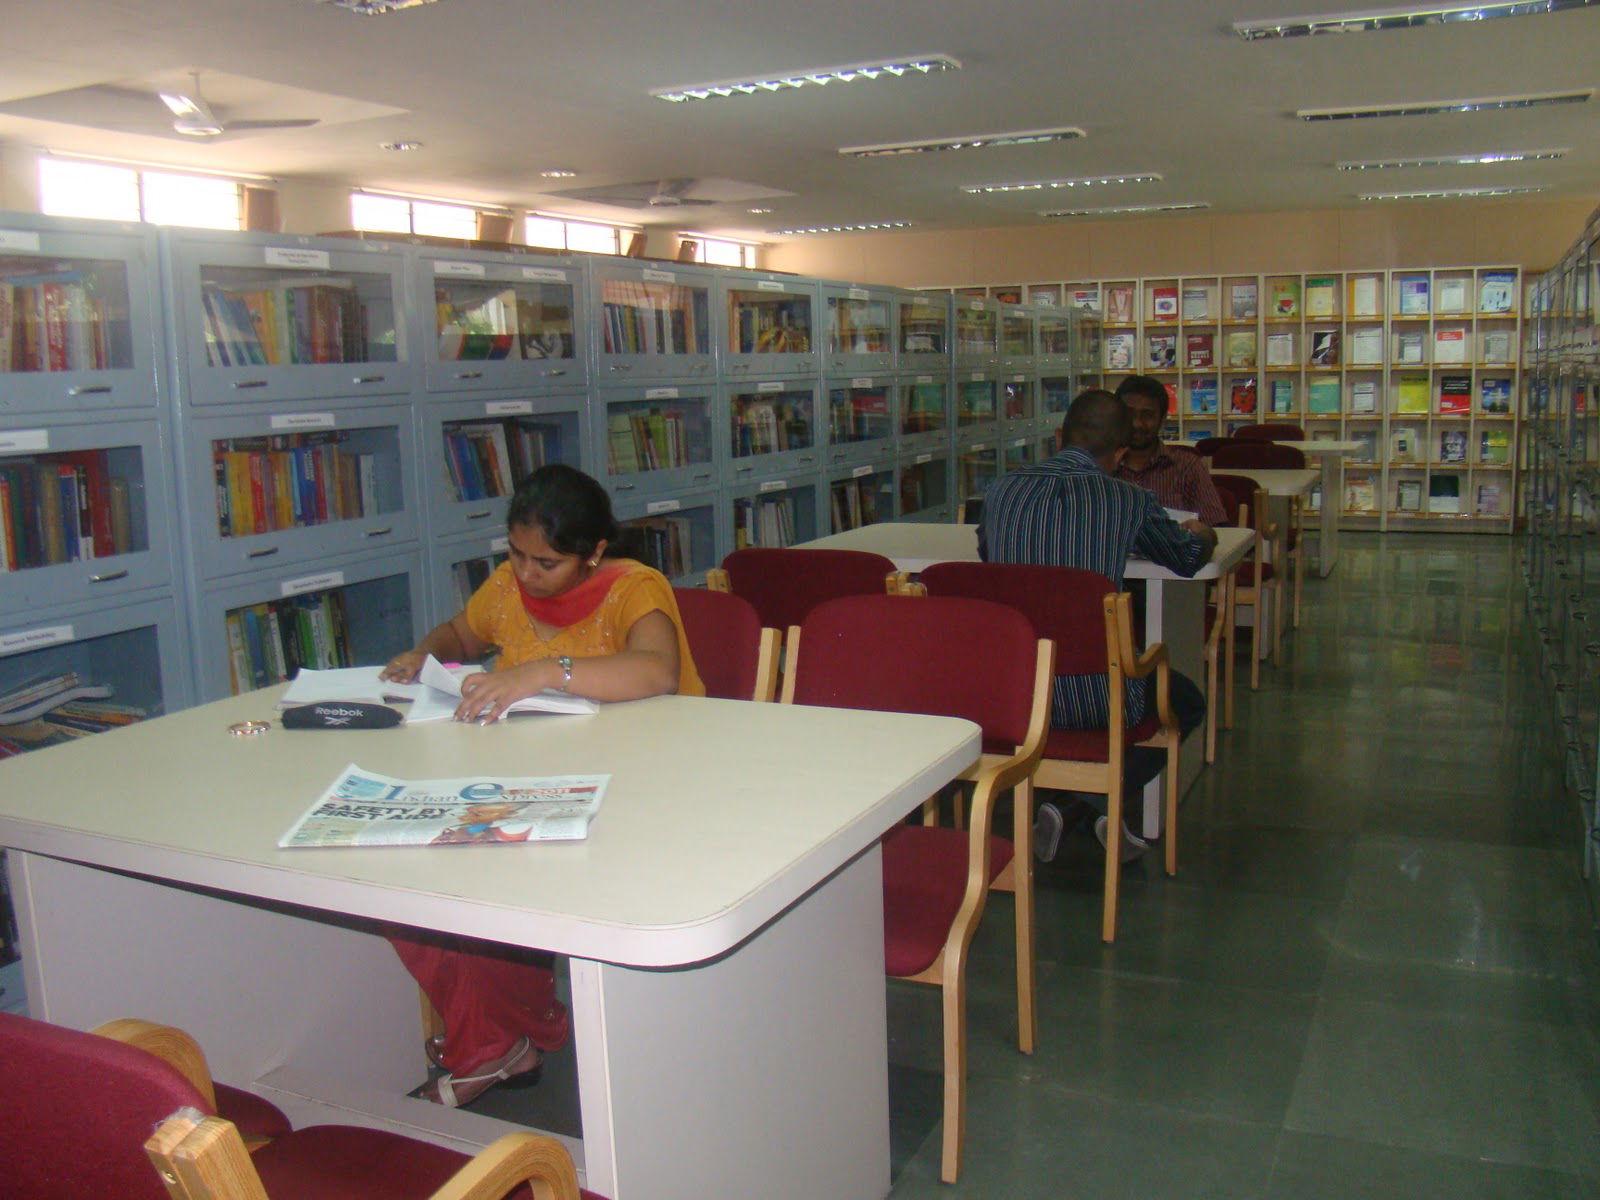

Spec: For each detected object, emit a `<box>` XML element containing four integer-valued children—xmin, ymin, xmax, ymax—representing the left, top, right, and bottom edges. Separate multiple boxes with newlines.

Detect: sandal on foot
<box><xmin>424</xmin><ymin>1033</ymin><xmax>447</xmax><ymax>1071</ymax></box>
<box><xmin>424</xmin><ymin>1037</ymin><xmax>542</xmax><ymax>1108</ymax></box>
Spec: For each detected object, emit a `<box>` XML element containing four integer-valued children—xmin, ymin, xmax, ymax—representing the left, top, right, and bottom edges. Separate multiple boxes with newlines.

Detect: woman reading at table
<box><xmin>380</xmin><ymin>462</ymin><xmax>704</xmax><ymax>1106</ymax></box>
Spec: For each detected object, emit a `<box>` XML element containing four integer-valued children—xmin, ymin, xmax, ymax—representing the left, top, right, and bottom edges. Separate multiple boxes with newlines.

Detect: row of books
<box><xmin>955</xmin><ymin>309</ymin><xmax>997</xmax><ymax>355</ymax></box>
<box><xmin>0</xmin><ymin>454</ymin><xmax>133</xmax><ymax>571</ymax></box>
<box><xmin>619</xmin><ymin>514</ymin><xmax>694</xmax><ymax>578</ymax></box>
<box><xmin>732</xmin><ymin>300</ymin><xmax>811</xmax><ymax>354</ymax></box>
<box><xmin>901</xmin><ymin>312</ymin><xmax>947</xmax><ymax>355</ymax></box>
<box><xmin>442</xmin><ymin>419</ymin><xmax>559</xmax><ymax>502</ymax></box>
<box><xmin>1113</xmin><ymin>328</ymin><xmax>1516</xmax><ymax>371</ymax></box>
<box><xmin>731</xmin><ymin>398</ymin><xmax>811</xmax><ymax>457</ymax></box>
<box><xmin>1</xmin><ymin>273</ymin><xmax>117</xmax><ymax>373</ymax></box>
<box><xmin>732</xmin><ymin>494</ymin><xmax>799</xmax><ymax>549</ymax></box>
<box><xmin>606</xmin><ymin>407</ymin><xmax>697</xmax><ymax>474</ymax></box>
<box><xmin>433</xmin><ymin>286</ymin><xmax>574</xmax><ymax>361</ymax></box>
<box><xmin>0</xmin><ymin>697</ymin><xmax>148</xmax><ymax>760</ymax></box>
<box><xmin>600</xmin><ymin>283</ymin><xmax>708</xmax><ymax>355</ymax></box>
<box><xmin>212</xmin><ymin>435</ymin><xmax>378</xmax><ymax>538</ymax></box>
<box><xmin>1096</xmin><ymin>272</ymin><xmax>1516</xmax><ymax>324</ymax></box>
<box><xmin>200</xmin><ymin>281</ymin><xmax>374</xmax><ymax>368</ymax></box>
<box><xmin>1149</xmin><ymin>374</ymin><xmax>1513</xmax><ymax>417</ymax></box>
<box><xmin>829</xmin><ymin>388</ymin><xmax>891</xmax><ymax>444</ymax></box>
<box><xmin>829</xmin><ymin>477</ymin><xmax>882</xmax><ymax>533</ymax></box>
<box><xmin>449</xmin><ymin>551</ymin><xmax>507</xmax><ymax>609</ymax></box>
<box><xmin>827</xmin><ymin>299</ymin><xmax>891</xmax><ymax>354</ymax></box>
<box><xmin>1344</xmin><ymin>476</ymin><xmax>1504</xmax><ymax>516</ymax></box>
<box><xmin>225</xmin><ymin>591</ymin><xmax>351</xmax><ymax>694</ymax></box>
<box><xmin>1348</xmin><ymin>427</ymin><xmax>1513</xmax><ymax>465</ymax></box>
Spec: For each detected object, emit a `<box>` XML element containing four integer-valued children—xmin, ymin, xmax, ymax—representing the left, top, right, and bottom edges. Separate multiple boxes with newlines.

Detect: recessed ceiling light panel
<box><xmin>772</xmin><ymin>220</ymin><xmax>915</xmax><ymax>235</ymax></box>
<box><xmin>1337</xmin><ymin>149</ymin><xmax>1567</xmax><ymax>168</ymax></box>
<box><xmin>962</xmin><ymin>173</ymin><xmax>1161</xmax><ymax>194</ymax></box>
<box><xmin>539</xmin><ymin>168</ymin><xmax>578</xmax><ymax>179</ymax></box>
<box><xmin>839</xmin><ymin>126</ymin><xmax>1085</xmax><ymax>157</ymax></box>
<box><xmin>1359</xmin><ymin>185</ymin><xmax>1546</xmax><ymax>199</ymax></box>
<box><xmin>652</xmin><ymin>55</ymin><xmax>959</xmax><ymax>103</ymax></box>
<box><xmin>1298</xmin><ymin>90</ymin><xmax>1592</xmax><ymax>119</ymax></box>
<box><xmin>320</xmin><ymin>0</ymin><xmax>438</xmax><ymax>14</ymax></box>
<box><xmin>380</xmin><ymin>140</ymin><xmax>423</xmax><ymax>152</ymax></box>
<box><xmin>1236</xmin><ymin>0</ymin><xmax>1596</xmax><ymax>40</ymax></box>
<box><xmin>1039</xmin><ymin>202</ymin><xmax>1210</xmax><ymax>218</ymax></box>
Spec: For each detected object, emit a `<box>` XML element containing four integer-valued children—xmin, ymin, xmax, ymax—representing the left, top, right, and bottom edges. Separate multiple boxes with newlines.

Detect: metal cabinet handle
<box><xmin>352</xmin><ymin>374</ymin><xmax>384</xmax><ymax>384</ymax></box>
<box><xmin>546</xmin><ymin>368</ymin><xmax>568</xmax><ymax>376</ymax></box>
<box><xmin>365</xmin><ymin>526</ymin><xmax>393</xmax><ymax>538</ymax></box>
<box><xmin>247</xmin><ymin>546</ymin><xmax>280</xmax><ymax>558</ymax></box>
<box><xmin>89</xmin><ymin>568</ymin><xmax>129</xmax><ymax>583</ymax></box>
<box><xmin>466</xmin><ymin>509</ymin><xmax>493</xmax><ymax>521</ymax></box>
<box><xmin>69</xmin><ymin>385</ymin><xmax>113</xmax><ymax>396</ymax></box>
<box><xmin>615</xmin><ymin>482</ymin><xmax>635</xmax><ymax>490</ymax></box>
<box><xmin>233</xmin><ymin>380</ymin><xmax>269</xmax><ymax>390</ymax></box>
<box><xmin>610</xmin><ymin>364</ymin><xmax>632</xmax><ymax>373</ymax></box>
<box><xmin>457</xmin><ymin>370</ymin><xmax>484</xmax><ymax>380</ymax></box>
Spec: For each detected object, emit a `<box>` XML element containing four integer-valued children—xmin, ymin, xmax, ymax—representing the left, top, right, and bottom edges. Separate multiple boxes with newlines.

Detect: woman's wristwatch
<box><xmin>555</xmin><ymin>655</ymin><xmax>574</xmax><ymax>691</ymax></box>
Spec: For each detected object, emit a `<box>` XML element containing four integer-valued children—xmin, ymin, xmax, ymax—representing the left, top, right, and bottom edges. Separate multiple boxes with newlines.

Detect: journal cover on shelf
<box><xmin>1439</xmin><ymin>429</ymin><xmax>1468</xmax><ymax>464</ymax></box>
<box><xmin>1185</xmin><ymin>332</ymin><xmax>1214</xmax><ymax>369</ymax></box>
<box><xmin>1439</xmin><ymin>374</ymin><xmax>1471</xmax><ymax>415</ymax></box>
<box><xmin>1270</xmin><ymin>280</ymin><xmax>1299</xmax><ymax>318</ymax></box>
<box><xmin>1481</xmin><ymin>378</ymin><xmax>1512</xmax><ymax>413</ymax></box>
<box><xmin>1147</xmin><ymin>333</ymin><xmax>1177</xmax><ymax>368</ymax></box>
<box><xmin>1189</xmin><ymin>377</ymin><xmax>1219</xmax><ymax>414</ymax></box>
<box><xmin>1229</xmin><ymin>281</ymin><xmax>1258</xmax><ymax>319</ymax></box>
<box><xmin>1152</xmin><ymin>285</ymin><xmax>1178</xmax><ymax>320</ymax></box>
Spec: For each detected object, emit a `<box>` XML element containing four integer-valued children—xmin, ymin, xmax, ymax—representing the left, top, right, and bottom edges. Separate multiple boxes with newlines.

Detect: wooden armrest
<box><xmin>145</xmin><ymin>1109</ymin><xmax>269</xmax><ymax>1200</ymax></box>
<box><xmin>94</xmin><ymin>1019</ymin><xmax>218</xmax><ymax>1111</ymax></box>
<box><xmin>704</xmin><ymin>567</ymin><xmax>730</xmax><ymax>592</ymax></box>
<box><xmin>431</xmin><ymin>1132</ymin><xmax>583</xmax><ymax>1200</ymax></box>
<box><xmin>900</xmin><ymin>579</ymin><xmax>927</xmax><ymax>597</ymax></box>
<box><xmin>886</xmin><ymin>570</ymin><xmax>917</xmax><ymax>595</ymax></box>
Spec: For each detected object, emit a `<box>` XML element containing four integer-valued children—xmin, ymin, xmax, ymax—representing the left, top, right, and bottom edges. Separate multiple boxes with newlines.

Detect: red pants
<box><xmin>388</xmin><ymin>928</ymin><xmax>570</xmax><ymax>1075</ymax></box>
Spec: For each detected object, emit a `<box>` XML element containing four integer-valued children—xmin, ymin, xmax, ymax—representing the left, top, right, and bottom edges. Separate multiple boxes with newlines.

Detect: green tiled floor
<box><xmin>888</xmin><ymin>533</ymin><xmax>1600</xmax><ymax>1198</ymax></box>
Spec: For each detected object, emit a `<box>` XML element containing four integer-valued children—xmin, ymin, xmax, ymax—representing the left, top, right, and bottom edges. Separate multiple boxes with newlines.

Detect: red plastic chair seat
<box><xmin>882</xmin><ymin>824</ymin><xmax>1014</xmax><ymax>977</ymax></box>
<box><xmin>1040</xmin><ymin>714</ymin><xmax>1162</xmax><ymax>764</ymax></box>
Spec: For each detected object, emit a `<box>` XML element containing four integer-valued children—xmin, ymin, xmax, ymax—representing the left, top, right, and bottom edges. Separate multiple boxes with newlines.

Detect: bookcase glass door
<box><xmin>823</xmin><ymin>288</ymin><xmax>893</xmax><ymax>375</ymax></box>
<box><xmin>170</xmin><ymin>233</ymin><xmax>410</xmax><ymax>405</ymax></box>
<box><xmin>728</xmin><ymin>480</ymin><xmax>820</xmax><ymax>550</ymax></box>
<box><xmin>724</xmin><ymin>280</ymin><xmax>817</xmax><ymax>378</ymax></box>
<box><xmin>827</xmin><ymin>378</ymin><xmax>894</xmax><ymax>460</ymax></box>
<box><xmin>898</xmin><ymin>452</ymin><xmax>951</xmax><ymax>522</ymax></box>
<box><xmin>0</xmin><ymin>218</ymin><xmax>158</xmax><ymax>416</ymax></box>
<box><xmin>728</xmin><ymin>382</ymin><xmax>818</xmax><ymax>478</ymax></box>
<box><xmin>958</xmin><ymin>444</ymin><xmax>999</xmax><ymax>507</ymax></box>
<box><xmin>1038</xmin><ymin>308</ymin><xmax>1072</xmax><ymax>368</ymax></box>
<box><xmin>0</xmin><ymin>594</ymin><xmax>190</xmax><ymax>758</ymax></box>
<box><xmin>828</xmin><ymin>466</ymin><xmax>894</xmax><ymax>533</ymax></box>
<box><xmin>425</xmin><ymin>260</ymin><xmax>582</xmax><ymax>392</ymax></box>
<box><xmin>439</xmin><ymin>534</ymin><xmax>509</xmax><ymax>621</ymax></box>
<box><xmin>957</xmin><ymin>376</ymin><xmax>997</xmax><ymax>428</ymax></box>
<box><xmin>953</xmin><ymin>298</ymin><xmax>998</xmax><ymax>367</ymax></box>
<box><xmin>898</xmin><ymin>376</ymin><xmax>949</xmax><ymax>449</ymax></box>
<box><xmin>596</xmin><ymin>386</ymin><xmax>717</xmax><ymax>497</ymax></box>
<box><xmin>1003</xmin><ymin>376</ymin><xmax>1036</xmax><ymax>424</ymax></box>
<box><xmin>432</xmin><ymin>396</ymin><xmax>583</xmax><ymax>536</ymax></box>
<box><xmin>898</xmin><ymin>294</ymin><xmax>949</xmax><ymax>370</ymax></box>
<box><xmin>613</xmin><ymin>490</ymin><xmax>716</xmax><ymax>584</ymax></box>
<box><xmin>593</xmin><ymin>264</ymin><xmax>714</xmax><ymax>381</ymax></box>
<box><xmin>1001</xmin><ymin>307</ymin><xmax>1035</xmax><ymax>368</ymax></box>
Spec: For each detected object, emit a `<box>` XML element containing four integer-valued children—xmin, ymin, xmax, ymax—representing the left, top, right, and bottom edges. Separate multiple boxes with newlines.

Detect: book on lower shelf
<box><xmin>1348</xmin><ymin>327</ymin><xmax>1384</xmax><ymax>365</ymax></box>
<box><xmin>1391</xmin><ymin>427</ymin><xmax>1420</xmax><ymax>461</ymax></box>
<box><xmin>1394</xmin><ymin>331</ymin><xmax>1425</xmax><ymax>364</ymax></box>
<box><xmin>1428</xmin><ymin>474</ymin><xmax>1462</xmax><ymax>514</ymax></box>
<box><xmin>1344</xmin><ymin>475</ymin><xmax>1376</xmax><ymax>512</ymax></box>
<box><xmin>1479</xmin><ymin>428</ymin><xmax>1510</xmax><ymax>464</ymax></box>
<box><xmin>1351</xmin><ymin>429</ymin><xmax>1379</xmax><ymax>462</ymax></box>
<box><xmin>278</xmin><ymin>762</ymin><xmax>610</xmax><ymax>849</ymax></box>
<box><xmin>1185</xmin><ymin>332</ymin><xmax>1214</xmax><ymax>369</ymax></box>
<box><xmin>1439</xmin><ymin>429</ymin><xmax>1468</xmax><ymax>464</ymax></box>
<box><xmin>1307</xmin><ymin>376</ymin><xmax>1340</xmax><ymax>414</ymax></box>
<box><xmin>1395</xmin><ymin>479</ymin><xmax>1423</xmax><ymax>512</ymax></box>
<box><xmin>1229</xmin><ymin>281</ymin><xmax>1258</xmax><ymax>319</ymax></box>
<box><xmin>1476</xmin><ymin>482</ymin><xmax>1505</xmax><ymax>515</ymax></box>
<box><xmin>1189</xmin><ymin>377</ymin><xmax>1219</xmax><ymax>414</ymax></box>
<box><xmin>1481</xmin><ymin>329</ymin><xmax>1513</xmax><ymax>364</ymax></box>
<box><xmin>1105</xmin><ymin>331</ymin><xmax>1135</xmax><ymax>369</ymax></box>
<box><xmin>1225</xmin><ymin>330</ymin><xmax>1257</xmax><ymax>367</ymax></box>
<box><xmin>1438</xmin><ymin>374</ymin><xmax>1471</xmax><ymax>415</ymax></box>
<box><xmin>1350</xmin><ymin>380</ymin><xmax>1377</xmax><ymax>414</ymax></box>
<box><xmin>1147</xmin><ymin>332</ymin><xmax>1177</xmax><ymax>368</ymax></box>
<box><xmin>1395</xmin><ymin>373</ymin><xmax>1430</xmax><ymax>414</ymax></box>
<box><xmin>1229</xmin><ymin>378</ymin><xmax>1257</xmax><ymax>414</ymax></box>
<box><xmin>1270</xmin><ymin>378</ymin><xmax>1294</xmax><ymax>414</ymax></box>
<box><xmin>1433</xmin><ymin>328</ymin><xmax>1468</xmax><ymax>364</ymax></box>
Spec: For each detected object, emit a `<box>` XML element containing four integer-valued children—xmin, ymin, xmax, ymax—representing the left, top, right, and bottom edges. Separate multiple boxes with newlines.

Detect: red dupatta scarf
<box><xmin>516</xmin><ymin>563</ymin><xmax>627</xmax><ymax>628</ymax></box>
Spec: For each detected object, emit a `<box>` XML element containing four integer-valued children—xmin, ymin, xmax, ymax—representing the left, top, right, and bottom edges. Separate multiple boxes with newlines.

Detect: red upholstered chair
<box><xmin>1192</xmin><ymin>436</ymin><xmax>1232</xmax><ymax>459</ymax></box>
<box><xmin>1212</xmin><ymin>439</ymin><xmax>1307</xmax><ymax>470</ymax></box>
<box><xmin>1233</xmin><ymin>422</ymin><xmax>1306</xmax><ymax>441</ymax></box>
<box><xmin>913</xmin><ymin>562</ymin><xmax>1181</xmax><ymax>942</ymax></box>
<box><xmin>704</xmin><ymin>546</ymin><xmax>908</xmax><ymax>633</ymax></box>
<box><xmin>1211</xmin><ymin>474</ymin><xmax>1279</xmax><ymax>687</ymax></box>
<box><xmin>0</xmin><ymin>1012</ymin><xmax>597</xmax><ymax>1200</ymax></box>
<box><xmin>672</xmin><ymin>586</ymin><xmax>779</xmax><ymax>701</ymax></box>
<box><xmin>782</xmin><ymin>594</ymin><xmax>1051</xmax><ymax>1183</ymax></box>
<box><xmin>1213</xmin><ymin>439</ymin><xmax>1309</xmax><ymax>628</ymax></box>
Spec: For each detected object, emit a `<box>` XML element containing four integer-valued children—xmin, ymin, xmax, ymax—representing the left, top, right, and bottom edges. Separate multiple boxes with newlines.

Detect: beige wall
<box><xmin>763</xmin><ymin>196</ymin><xmax>1600</xmax><ymax>286</ymax></box>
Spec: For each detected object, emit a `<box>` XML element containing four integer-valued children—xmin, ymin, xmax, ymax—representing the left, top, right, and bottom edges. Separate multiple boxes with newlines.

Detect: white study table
<box><xmin>0</xmin><ymin>689</ymin><xmax>978</xmax><ymax>1200</ymax></box>
<box><xmin>797</xmin><ymin>523</ymin><xmax>1254</xmax><ymax>833</ymax></box>
<box><xmin>1275</xmin><ymin>440</ymin><xmax>1361</xmax><ymax>577</ymax></box>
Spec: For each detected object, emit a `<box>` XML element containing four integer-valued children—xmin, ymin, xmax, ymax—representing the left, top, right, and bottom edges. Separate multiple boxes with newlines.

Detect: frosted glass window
<box><xmin>565</xmin><ymin>221</ymin><xmax>619</xmax><ymax>254</ymax></box>
<box><xmin>39</xmin><ymin>158</ymin><xmax>140</xmax><ymax>221</ymax></box>
<box><xmin>350</xmin><ymin>193</ymin><xmax>411</xmax><ymax>233</ymax></box>
<box><xmin>412</xmin><ymin>200</ymin><xmax>477</xmax><ymax>240</ymax></box>
<box><xmin>141</xmin><ymin>171</ymin><xmax>240</xmax><ymax>230</ymax></box>
<box><xmin>699</xmin><ymin>238</ymin><xmax>754</xmax><ymax>267</ymax></box>
<box><xmin>525</xmin><ymin>216</ymin><xmax>566</xmax><ymax>248</ymax></box>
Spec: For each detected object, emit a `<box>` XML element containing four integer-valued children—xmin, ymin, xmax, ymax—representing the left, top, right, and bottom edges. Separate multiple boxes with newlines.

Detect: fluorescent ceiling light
<box><xmin>1235</xmin><ymin>0</ymin><xmax>1596</xmax><ymax>39</ymax></box>
<box><xmin>380</xmin><ymin>140</ymin><xmax>423</xmax><ymax>152</ymax></box>
<box><xmin>320</xmin><ymin>0</ymin><xmax>438</xmax><ymax>13</ymax></box>
<box><xmin>652</xmin><ymin>55</ymin><xmax>959</xmax><ymax>103</ymax></box>
<box><xmin>772</xmin><ymin>220</ymin><xmax>915</xmax><ymax>235</ymax></box>
<box><xmin>1338</xmin><ymin>149</ymin><xmax>1567</xmax><ymax>168</ymax></box>
<box><xmin>1359</xmin><ymin>185</ymin><xmax>1546</xmax><ymax>199</ymax></box>
<box><xmin>962</xmin><ymin>173</ymin><xmax>1161</xmax><ymax>194</ymax></box>
<box><xmin>1039</xmin><ymin>202</ymin><xmax>1210</xmax><ymax>218</ymax></box>
<box><xmin>839</xmin><ymin>127</ymin><xmax>1084</xmax><ymax>158</ymax></box>
<box><xmin>1298</xmin><ymin>90</ymin><xmax>1592</xmax><ymax>119</ymax></box>
<box><xmin>539</xmin><ymin>168</ymin><xmax>578</xmax><ymax>178</ymax></box>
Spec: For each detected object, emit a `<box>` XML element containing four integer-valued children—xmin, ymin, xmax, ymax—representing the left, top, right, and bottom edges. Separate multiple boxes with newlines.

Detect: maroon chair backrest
<box><xmin>720</xmin><ymin>546</ymin><xmax>897</xmax><ymax>633</ymax></box>
<box><xmin>789</xmin><ymin>594</ymin><xmax>1038</xmax><ymax>748</ymax></box>
<box><xmin>673</xmin><ymin>585</ymin><xmax>764</xmax><ymax>701</ymax></box>
<box><xmin>1233</xmin><ymin>422</ymin><xmax>1305</xmax><ymax>442</ymax></box>
<box><xmin>1209</xmin><ymin>473</ymin><xmax>1258</xmax><ymax>528</ymax></box>
<box><xmin>0</xmin><ymin>1011</ymin><xmax>212</xmax><ymax>1199</ymax></box>
<box><xmin>1192</xmin><ymin>436</ymin><xmax>1232</xmax><ymax>459</ymax></box>
<box><xmin>917</xmin><ymin>561</ymin><xmax>1115</xmax><ymax>677</ymax></box>
<box><xmin>1212</xmin><ymin>441</ymin><xmax>1306</xmax><ymax>469</ymax></box>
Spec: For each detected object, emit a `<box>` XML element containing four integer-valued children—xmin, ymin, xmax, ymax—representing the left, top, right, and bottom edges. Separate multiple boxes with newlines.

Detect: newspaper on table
<box><xmin>278</xmin><ymin>763</ymin><xmax>609</xmax><ymax>849</ymax></box>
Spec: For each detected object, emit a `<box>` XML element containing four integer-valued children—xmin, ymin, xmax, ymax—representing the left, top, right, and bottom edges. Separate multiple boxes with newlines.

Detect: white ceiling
<box><xmin>1</xmin><ymin>0</ymin><xmax>1597</xmax><ymax>242</ymax></box>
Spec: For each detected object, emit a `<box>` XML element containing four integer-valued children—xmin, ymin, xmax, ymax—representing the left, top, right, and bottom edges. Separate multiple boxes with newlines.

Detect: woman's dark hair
<box><xmin>506</xmin><ymin>464</ymin><xmax>619</xmax><ymax>559</ymax></box>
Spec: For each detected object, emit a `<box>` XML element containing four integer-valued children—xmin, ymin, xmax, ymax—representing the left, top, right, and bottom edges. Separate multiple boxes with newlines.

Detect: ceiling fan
<box><xmin>545</xmin><ymin>177</ymin><xmax>725</xmax><ymax>209</ymax></box>
<box><xmin>157</xmin><ymin>72</ymin><xmax>319</xmax><ymax>137</ymax></box>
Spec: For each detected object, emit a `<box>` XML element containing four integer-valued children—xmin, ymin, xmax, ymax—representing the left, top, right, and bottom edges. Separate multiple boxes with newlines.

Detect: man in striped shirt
<box><xmin>980</xmin><ymin>388</ymin><xmax>1216</xmax><ymax>861</ymax></box>
<box><xmin>1113</xmin><ymin>374</ymin><xmax>1230</xmax><ymax>526</ymax></box>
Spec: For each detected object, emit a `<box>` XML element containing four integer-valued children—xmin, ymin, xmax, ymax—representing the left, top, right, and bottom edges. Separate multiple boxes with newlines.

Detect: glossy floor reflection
<box><xmin>887</xmin><ymin>533</ymin><xmax>1600</xmax><ymax>1198</ymax></box>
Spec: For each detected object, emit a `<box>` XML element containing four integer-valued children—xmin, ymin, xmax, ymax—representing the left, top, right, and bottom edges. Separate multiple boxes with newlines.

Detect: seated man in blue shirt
<box><xmin>980</xmin><ymin>388</ymin><xmax>1216</xmax><ymax>861</ymax></box>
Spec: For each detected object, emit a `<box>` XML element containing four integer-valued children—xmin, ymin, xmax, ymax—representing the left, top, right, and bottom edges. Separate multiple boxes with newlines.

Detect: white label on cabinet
<box><xmin>271</xmin><ymin>412</ymin><xmax>335</xmax><ymax>430</ymax></box>
<box><xmin>916</xmin><ymin>453</ymin><xmax>933</xmax><ymax>464</ymax></box>
<box><xmin>1011</xmin><ymin>438</ymin><xmax>1028</xmax><ymax>448</ymax></box>
<box><xmin>970</xmin><ymin>373</ymin><xmax>985</xmax><ymax>382</ymax></box>
<box><xmin>911</xmin><ymin>297</ymin><xmax>933</xmax><ymax>308</ymax></box>
<box><xmin>756</xmin><ymin>280</ymin><xmax>785</xmax><ymax>292</ymax></box>
<box><xmin>759</xmin><ymin>478</ymin><xmax>788</xmax><ymax>492</ymax></box>
<box><xmin>851</xmin><ymin>464</ymin><xmax>873</xmax><ymax>478</ymax></box>
<box><xmin>642</xmin><ymin>269</ymin><xmax>675</xmax><ymax>283</ymax></box>
<box><xmin>490</xmin><ymin>535</ymin><xmax>510</xmax><ymax>553</ymax></box>
<box><xmin>969</xmin><ymin>442</ymin><xmax>989</xmax><ymax>452</ymax></box>
<box><xmin>851</xmin><ymin>377</ymin><xmax>873</xmax><ymax>388</ymax></box>
<box><xmin>0</xmin><ymin>429</ymin><xmax>49</xmax><ymax>454</ymax></box>
<box><xmin>646</xmin><ymin>499</ymin><xmax>681</xmax><ymax>514</ymax></box>
<box><xmin>0</xmin><ymin>229</ymin><xmax>42</xmax><ymax>252</ymax></box>
<box><xmin>523</xmin><ymin>267</ymin><xmax>567</xmax><ymax>282</ymax></box>
<box><xmin>280</xmin><ymin>570</ymin><xmax>345</xmax><ymax>598</ymax></box>
<box><xmin>969</xmin><ymin>300</ymin><xmax>986</xmax><ymax>310</ymax></box>
<box><xmin>486</xmin><ymin>400</ymin><xmax>533</xmax><ymax>415</ymax></box>
<box><xmin>0</xmin><ymin>624</ymin><xmax>73</xmax><ymax>656</ymax></box>
<box><xmin>848</xmin><ymin>288</ymin><xmax>869</xmax><ymax>301</ymax></box>
<box><xmin>434</xmin><ymin>261</ymin><xmax>487</xmax><ymax>278</ymax></box>
<box><xmin>1011</xmin><ymin>375</ymin><xmax>1025</xmax><ymax>383</ymax></box>
<box><xmin>916</xmin><ymin>375</ymin><xmax>933</xmax><ymax>384</ymax></box>
<box><xmin>756</xmin><ymin>381</ymin><xmax>783</xmax><ymax>393</ymax></box>
<box><xmin>265</xmin><ymin>247</ymin><xmax>331</xmax><ymax>270</ymax></box>
<box><xmin>645</xmin><ymin>386</ymin><xmax>679</xmax><ymax>400</ymax></box>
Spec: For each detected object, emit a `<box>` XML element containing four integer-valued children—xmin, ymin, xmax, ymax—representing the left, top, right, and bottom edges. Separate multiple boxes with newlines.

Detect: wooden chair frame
<box><xmin>145</xmin><ymin>1109</ymin><xmax>582</xmax><ymax>1200</ymax></box>
<box><xmin>1203</xmin><ymin>565</ymin><xmax>1237</xmax><ymax>764</ymax></box>
<box><xmin>1213</xmin><ymin>482</ymin><xmax>1279</xmax><ymax>688</ymax></box>
<box><xmin>706</xmin><ymin>565</ymin><xmax>913</xmax><ymax>597</ymax></box>
<box><xmin>781</xmin><ymin>622</ymin><xmax>1053</xmax><ymax>1183</ymax></box>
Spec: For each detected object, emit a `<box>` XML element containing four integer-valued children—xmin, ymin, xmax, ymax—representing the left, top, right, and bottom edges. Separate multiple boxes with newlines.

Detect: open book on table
<box><xmin>278</xmin><ymin>763</ymin><xmax>609</xmax><ymax>848</ymax></box>
<box><xmin>279</xmin><ymin>658</ymin><xmax>598</xmax><ymax>722</ymax></box>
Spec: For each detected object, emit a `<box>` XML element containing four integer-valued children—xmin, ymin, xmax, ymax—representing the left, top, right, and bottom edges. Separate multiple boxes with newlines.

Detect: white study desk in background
<box><xmin>0</xmin><ymin>690</ymin><xmax>978</xmax><ymax>1200</ymax></box>
<box><xmin>1275</xmin><ymin>440</ymin><xmax>1361</xmax><ymax>577</ymax></box>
